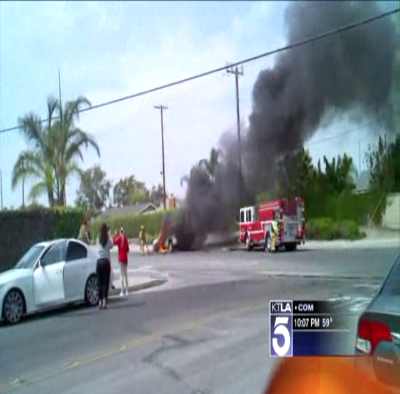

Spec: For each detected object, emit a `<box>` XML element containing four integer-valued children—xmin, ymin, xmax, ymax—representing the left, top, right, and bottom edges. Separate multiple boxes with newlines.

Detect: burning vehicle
<box><xmin>153</xmin><ymin>209</ymin><xmax>206</xmax><ymax>252</ymax></box>
<box><xmin>152</xmin><ymin>211</ymin><xmax>177</xmax><ymax>253</ymax></box>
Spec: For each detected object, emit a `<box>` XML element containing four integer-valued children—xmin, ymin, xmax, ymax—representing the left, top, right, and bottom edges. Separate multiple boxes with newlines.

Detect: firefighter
<box><xmin>139</xmin><ymin>225</ymin><xmax>147</xmax><ymax>255</ymax></box>
<box><xmin>78</xmin><ymin>220</ymin><xmax>91</xmax><ymax>245</ymax></box>
<box><xmin>271</xmin><ymin>217</ymin><xmax>279</xmax><ymax>252</ymax></box>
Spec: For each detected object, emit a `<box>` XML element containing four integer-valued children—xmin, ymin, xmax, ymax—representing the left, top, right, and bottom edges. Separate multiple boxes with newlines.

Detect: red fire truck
<box><xmin>238</xmin><ymin>197</ymin><xmax>305</xmax><ymax>252</ymax></box>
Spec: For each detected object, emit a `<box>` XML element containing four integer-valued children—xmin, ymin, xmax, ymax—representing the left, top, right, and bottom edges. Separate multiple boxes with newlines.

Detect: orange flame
<box><xmin>263</xmin><ymin>357</ymin><xmax>395</xmax><ymax>394</ymax></box>
<box><xmin>155</xmin><ymin>231</ymin><xmax>169</xmax><ymax>252</ymax></box>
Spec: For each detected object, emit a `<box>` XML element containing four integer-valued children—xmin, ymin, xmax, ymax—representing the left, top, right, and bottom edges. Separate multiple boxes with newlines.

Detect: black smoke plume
<box><xmin>174</xmin><ymin>1</ymin><xmax>397</xmax><ymax>249</ymax></box>
<box><xmin>246</xmin><ymin>1</ymin><xmax>396</xmax><ymax>194</ymax></box>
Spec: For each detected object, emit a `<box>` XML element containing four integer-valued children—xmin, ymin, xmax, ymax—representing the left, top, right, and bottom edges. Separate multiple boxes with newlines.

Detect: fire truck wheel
<box><xmin>245</xmin><ymin>235</ymin><xmax>252</xmax><ymax>251</ymax></box>
<box><xmin>265</xmin><ymin>233</ymin><xmax>272</xmax><ymax>253</ymax></box>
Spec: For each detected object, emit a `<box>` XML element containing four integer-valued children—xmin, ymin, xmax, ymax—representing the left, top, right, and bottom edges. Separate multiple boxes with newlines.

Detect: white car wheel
<box><xmin>168</xmin><ymin>240</ymin><xmax>173</xmax><ymax>252</ymax></box>
<box><xmin>85</xmin><ymin>275</ymin><xmax>99</xmax><ymax>306</ymax></box>
<box><xmin>3</xmin><ymin>289</ymin><xmax>24</xmax><ymax>325</ymax></box>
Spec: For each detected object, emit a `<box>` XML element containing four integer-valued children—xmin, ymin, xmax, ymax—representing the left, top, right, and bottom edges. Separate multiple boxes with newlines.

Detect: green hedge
<box><xmin>52</xmin><ymin>207</ymin><xmax>86</xmax><ymax>238</ymax></box>
<box><xmin>91</xmin><ymin>209</ymin><xmax>176</xmax><ymax>241</ymax></box>
<box><xmin>0</xmin><ymin>207</ymin><xmax>85</xmax><ymax>272</ymax></box>
<box><xmin>304</xmin><ymin>190</ymin><xmax>386</xmax><ymax>225</ymax></box>
<box><xmin>306</xmin><ymin>218</ymin><xmax>366</xmax><ymax>240</ymax></box>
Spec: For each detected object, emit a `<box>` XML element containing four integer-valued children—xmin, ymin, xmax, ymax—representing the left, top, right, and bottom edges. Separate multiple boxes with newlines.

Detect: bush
<box><xmin>306</xmin><ymin>218</ymin><xmax>334</xmax><ymax>240</ymax></box>
<box><xmin>306</xmin><ymin>218</ymin><xmax>366</xmax><ymax>240</ymax></box>
<box><xmin>0</xmin><ymin>207</ymin><xmax>85</xmax><ymax>272</ymax></box>
<box><xmin>91</xmin><ymin>209</ymin><xmax>176</xmax><ymax>240</ymax></box>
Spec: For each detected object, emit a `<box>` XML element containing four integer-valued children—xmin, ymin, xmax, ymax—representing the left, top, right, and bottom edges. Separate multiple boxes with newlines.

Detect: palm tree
<box><xmin>12</xmin><ymin>95</ymin><xmax>100</xmax><ymax>207</ymax></box>
<box><xmin>53</xmin><ymin>96</ymin><xmax>100</xmax><ymax>205</ymax></box>
<box><xmin>12</xmin><ymin>97</ymin><xmax>59</xmax><ymax>206</ymax></box>
<box><xmin>294</xmin><ymin>147</ymin><xmax>315</xmax><ymax>196</ymax></box>
<box><xmin>336</xmin><ymin>154</ymin><xmax>357</xmax><ymax>191</ymax></box>
<box><xmin>180</xmin><ymin>166</ymin><xmax>198</xmax><ymax>187</ymax></box>
<box><xmin>198</xmin><ymin>148</ymin><xmax>221</xmax><ymax>182</ymax></box>
<box><xmin>316</xmin><ymin>154</ymin><xmax>357</xmax><ymax>195</ymax></box>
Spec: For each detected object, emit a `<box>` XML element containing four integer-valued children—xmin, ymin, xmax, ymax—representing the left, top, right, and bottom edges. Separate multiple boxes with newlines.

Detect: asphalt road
<box><xmin>117</xmin><ymin>246</ymin><xmax>400</xmax><ymax>291</ymax></box>
<box><xmin>0</xmin><ymin>246</ymin><xmax>398</xmax><ymax>394</ymax></box>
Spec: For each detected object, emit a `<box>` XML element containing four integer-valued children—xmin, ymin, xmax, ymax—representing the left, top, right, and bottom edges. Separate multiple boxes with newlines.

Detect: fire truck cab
<box><xmin>238</xmin><ymin>197</ymin><xmax>305</xmax><ymax>252</ymax></box>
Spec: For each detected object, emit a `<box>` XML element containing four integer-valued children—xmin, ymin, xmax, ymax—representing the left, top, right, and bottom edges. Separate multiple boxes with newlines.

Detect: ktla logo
<box><xmin>270</xmin><ymin>315</ymin><xmax>293</xmax><ymax>357</ymax></box>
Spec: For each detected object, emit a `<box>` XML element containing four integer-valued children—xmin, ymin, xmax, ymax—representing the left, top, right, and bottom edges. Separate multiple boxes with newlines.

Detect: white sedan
<box><xmin>0</xmin><ymin>238</ymin><xmax>114</xmax><ymax>325</ymax></box>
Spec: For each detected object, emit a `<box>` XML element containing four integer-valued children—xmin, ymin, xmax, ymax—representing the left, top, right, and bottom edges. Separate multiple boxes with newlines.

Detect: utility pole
<box><xmin>154</xmin><ymin>105</ymin><xmax>168</xmax><ymax>210</ymax></box>
<box><xmin>0</xmin><ymin>170</ymin><xmax>3</xmax><ymax>210</ymax></box>
<box><xmin>227</xmin><ymin>64</ymin><xmax>244</xmax><ymax>199</ymax></box>
<box><xmin>0</xmin><ymin>134</ymin><xmax>2</xmax><ymax>209</ymax></box>
<box><xmin>0</xmin><ymin>129</ymin><xmax>2</xmax><ymax>209</ymax></box>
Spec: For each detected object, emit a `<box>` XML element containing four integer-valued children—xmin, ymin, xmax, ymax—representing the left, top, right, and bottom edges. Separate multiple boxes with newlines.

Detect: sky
<box><xmin>0</xmin><ymin>1</ymin><xmax>395</xmax><ymax>208</ymax></box>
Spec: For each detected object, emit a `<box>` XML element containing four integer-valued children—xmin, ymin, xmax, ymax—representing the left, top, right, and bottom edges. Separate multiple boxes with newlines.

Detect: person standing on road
<box><xmin>271</xmin><ymin>218</ymin><xmax>278</xmax><ymax>252</ymax></box>
<box><xmin>97</xmin><ymin>223</ymin><xmax>113</xmax><ymax>309</ymax></box>
<box><xmin>113</xmin><ymin>227</ymin><xmax>130</xmax><ymax>296</ymax></box>
<box><xmin>139</xmin><ymin>225</ymin><xmax>147</xmax><ymax>256</ymax></box>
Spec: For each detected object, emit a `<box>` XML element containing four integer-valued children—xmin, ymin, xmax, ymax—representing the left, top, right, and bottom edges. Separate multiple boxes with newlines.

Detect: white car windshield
<box><xmin>14</xmin><ymin>245</ymin><xmax>45</xmax><ymax>269</ymax></box>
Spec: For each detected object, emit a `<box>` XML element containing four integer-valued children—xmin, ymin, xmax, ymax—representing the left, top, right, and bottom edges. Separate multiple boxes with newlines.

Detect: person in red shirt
<box><xmin>113</xmin><ymin>227</ymin><xmax>130</xmax><ymax>296</ymax></box>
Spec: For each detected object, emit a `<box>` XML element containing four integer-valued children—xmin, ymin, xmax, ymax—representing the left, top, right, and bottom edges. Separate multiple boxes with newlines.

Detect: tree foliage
<box><xmin>198</xmin><ymin>148</ymin><xmax>221</xmax><ymax>182</ymax></box>
<box><xmin>12</xmin><ymin>95</ymin><xmax>100</xmax><ymax>207</ymax></box>
<box><xmin>365</xmin><ymin>134</ymin><xmax>399</xmax><ymax>193</ymax></box>
<box><xmin>74</xmin><ymin>165</ymin><xmax>166</xmax><ymax>210</ymax></box>
<box><xmin>112</xmin><ymin>175</ymin><xmax>165</xmax><ymax>207</ymax></box>
<box><xmin>113</xmin><ymin>176</ymin><xmax>144</xmax><ymax>207</ymax></box>
<box><xmin>181</xmin><ymin>148</ymin><xmax>222</xmax><ymax>187</ymax></box>
<box><xmin>276</xmin><ymin>147</ymin><xmax>315</xmax><ymax>198</ymax></box>
<box><xmin>75</xmin><ymin>165</ymin><xmax>112</xmax><ymax>212</ymax></box>
<box><xmin>315</xmin><ymin>154</ymin><xmax>357</xmax><ymax>195</ymax></box>
<box><xmin>276</xmin><ymin>148</ymin><xmax>357</xmax><ymax>200</ymax></box>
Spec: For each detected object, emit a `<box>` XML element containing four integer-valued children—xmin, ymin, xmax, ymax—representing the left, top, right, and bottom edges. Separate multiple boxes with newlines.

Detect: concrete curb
<box><xmin>303</xmin><ymin>239</ymin><xmax>399</xmax><ymax>249</ymax></box>
<box><xmin>259</xmin><ymin>272</ymin><xmax>385</xmax><ymax>281</ymax></box>
<box><xmin>109</xmin><ymin>278</ymin><xmax>167</xmax><ymax>296</ymax></box>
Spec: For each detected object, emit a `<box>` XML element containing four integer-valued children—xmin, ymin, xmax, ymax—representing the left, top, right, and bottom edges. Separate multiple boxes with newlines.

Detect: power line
<box><xmin>227</xmin><ymin>63</ymin><xmax>244</xmax><ymax>203</ymax></box>
<box><xmin>98</xmin><ymin>101</ymin><xmax>400</xmax><ymax>149</ymax></box>
<box><xmin>306</xmin><ymin>119</ymin><xmax>385</xmax><ymax>146</ymax></box>
<box><xmin>0</xmin><ymin>6</ymin><xmax>398</xmax><ymax>135</ymax></box>
<box><xmin>304</xmin><ymin>102</ymin><xmax>400</xmax><ymax>147</ymax></box>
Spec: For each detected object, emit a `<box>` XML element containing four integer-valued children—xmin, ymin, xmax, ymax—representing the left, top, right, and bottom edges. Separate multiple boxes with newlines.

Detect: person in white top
<box><xmin>97</xmin><ymin>223</ymin><xmax>113</xmax><ymax>309</ymax></box>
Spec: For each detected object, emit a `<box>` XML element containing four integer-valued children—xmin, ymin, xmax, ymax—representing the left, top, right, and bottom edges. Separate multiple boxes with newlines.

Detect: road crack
<box><xmin>142</xmin><ymin>333</ymin><xmax>213</xmax><ymax>393</ymax></box>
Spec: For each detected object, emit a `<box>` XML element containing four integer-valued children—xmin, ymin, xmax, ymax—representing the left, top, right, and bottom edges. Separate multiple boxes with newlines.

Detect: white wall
<box><xmin>382</xmin><ymin>193</ymin><xmax>400</xmax><ymax>230</ymax></box>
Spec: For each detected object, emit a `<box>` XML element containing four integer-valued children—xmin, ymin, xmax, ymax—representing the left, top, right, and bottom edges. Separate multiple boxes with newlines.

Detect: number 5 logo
<box><xmin>272</xmin><ymin>317</ymin><xmax>291</xmax><ymax>356</ymax></box>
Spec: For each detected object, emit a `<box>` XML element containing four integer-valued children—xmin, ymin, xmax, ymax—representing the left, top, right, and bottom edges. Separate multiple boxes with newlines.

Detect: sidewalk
<box><xmin>227</xmin><ymin>236</ymin><xmax>399</xmax><ymax>251</ymax></box>
<box><xmin>301</xmin><ymin>238</ymin><xmax>399</xmax><ymax>250</ymax></box>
